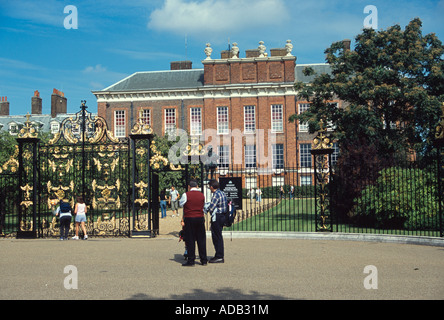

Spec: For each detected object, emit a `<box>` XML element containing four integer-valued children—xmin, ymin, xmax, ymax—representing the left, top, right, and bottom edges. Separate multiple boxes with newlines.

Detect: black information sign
<box><xmin>219</xmin><ymin>177</ymin><xmax>243</xmax><ymax>210</ymax></box>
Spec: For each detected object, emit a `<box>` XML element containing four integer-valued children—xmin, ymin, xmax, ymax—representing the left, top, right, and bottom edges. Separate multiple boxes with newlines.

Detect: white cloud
<box><xmin>148</xmin><ymin>0</ymin><xmax>289</xmax><ymax>36</ymax></box>
<box><xmin>83</xmin><ymin>64</ymin><xmax>108</xmax><ymax>74</ymax></box>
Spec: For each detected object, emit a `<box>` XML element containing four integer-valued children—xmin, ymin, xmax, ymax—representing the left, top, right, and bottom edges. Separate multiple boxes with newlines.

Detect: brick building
<box><xmin>93</xmin><ymin>41</ymin><xmax>339</xmax><ymax>187</ymax></box>
<box><xmin>0</xmin><ymin>89</ymin><xmax>93</xmax><ymax>136</ymax></box>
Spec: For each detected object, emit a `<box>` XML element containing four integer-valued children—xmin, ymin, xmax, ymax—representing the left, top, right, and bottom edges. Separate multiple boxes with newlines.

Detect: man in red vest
<box><xmin>179</xmin><ymin>179</ymin><xmax>208</xmax><ymax>267</ymax></box>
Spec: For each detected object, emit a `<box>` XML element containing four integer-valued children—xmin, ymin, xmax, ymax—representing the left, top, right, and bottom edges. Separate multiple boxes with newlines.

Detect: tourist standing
<box><xmin>159</xmin><ymin>190</ymin><xmax>167</xmax><ymax>218</ymax></box>
<box><xmin>56</xmin><ymin>200</ymin><xmax>72</xmax><ymax>240</ymax></box>
<box><xmin>205</xmin><ymin>179</ymin><xmax>228</xmax><ymax>263</ymax></box>
<box><xmin>256</xmin><ymin>188</ymin><xmax>262</xmax><ymax>202</ymax></box>
<box><xmin>179</xmin><ymin>179</ymin><xmax>207</xmax><ymax>267</ymax></box>
<box><xmin>169</xmin><ymin>185</ymin><xmax>180</xmax><ymax>217</ymax></box>
<box><xmin>72</xmin><ymin>196</ymin><xmax>88</xmax><ymax>240</ymax></box>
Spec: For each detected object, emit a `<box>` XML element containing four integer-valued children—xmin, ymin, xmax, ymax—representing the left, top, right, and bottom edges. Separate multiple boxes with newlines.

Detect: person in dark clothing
<box><xmin>205</xmin><ymin>179</ymin><xmax>228</xmax><ymax>263</ymax></box>
<box><xmin>56</xmin><ymin>199</ymin><xmax>72</xmax><ymax>240</ymax></box>
<box><xmin>159</xmin><ymin>190</ymin><xmax>167</xmax><ymax>218</ymax></box>
<box><xmin>179</xmin><ymin>179</ymin><xmax>207</xmax><ymax>267</ymax></box>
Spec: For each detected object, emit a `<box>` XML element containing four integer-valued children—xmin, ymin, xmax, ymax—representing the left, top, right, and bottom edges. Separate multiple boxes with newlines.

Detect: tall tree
<box><xmin>290</xmin><ymin>18</ymin><xmax>444</xmax><ymax>161</ymax></box>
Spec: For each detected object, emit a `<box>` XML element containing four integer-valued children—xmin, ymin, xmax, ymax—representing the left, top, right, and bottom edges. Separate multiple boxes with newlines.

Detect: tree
<box><xmin>290</xmin><ymin>18</ymin><xmax>444</xmax><ymax>161</ymax></box>
<box><xmin>0</xmin><ymin>131</ymin><xmax>18</xmax><ymax>165</ymax></box>
<box><xmin>290</xmin><ymin>18</ymin><xmax>444</xmax><ymax>221</ymax></box>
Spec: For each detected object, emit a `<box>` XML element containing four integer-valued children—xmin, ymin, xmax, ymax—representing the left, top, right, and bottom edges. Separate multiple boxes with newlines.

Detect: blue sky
<box><xmin>0</xmin><ymin>0</ymin><xmax>443</xmax><ymax>115</ymax></box>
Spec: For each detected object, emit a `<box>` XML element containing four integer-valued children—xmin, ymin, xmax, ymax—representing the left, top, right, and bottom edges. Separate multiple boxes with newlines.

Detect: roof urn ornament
<box><xmin>258</xmin><ymin>41</ymin><xmax>266</xmax><ymax>57</ymax></box>
<box><xmin>204</xmin><ymin>43</ymin><xmax>213</xmax><ymax>60</ymax></box>
<box><xmin>231</xmin><ymin>42</ymin><xmax>239</xmax><ymax>59</ymax></box>
<box><xmin>285</xmin><ymin>40</ymin><xmax>293</xmax><ymax>56</ymax></box>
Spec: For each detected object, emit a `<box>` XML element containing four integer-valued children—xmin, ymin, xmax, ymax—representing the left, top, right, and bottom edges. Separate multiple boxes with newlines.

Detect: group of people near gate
<box><xmin>53</xmin><ymin>196</ymin><xmax>88</xmax><ymax>241</ymax></box>
<box><xmin>50</xmin><ymin>178</ymin><xmax>229</xmax><ymax>267</ymax></box>
<box><xmin>179</xmin><ymin>179</ymin><xmax>227</xmax><ymax>266</ymax></box>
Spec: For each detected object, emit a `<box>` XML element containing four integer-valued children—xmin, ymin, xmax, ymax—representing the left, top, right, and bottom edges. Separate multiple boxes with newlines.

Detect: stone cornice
<box><xmin>201</xmin><ymin>55</ymin><xmax>297</xmax><ymax>65</ymax></box>
<box><xmin>92</xmin><ymin>83</ymin><xmax>297</xmax><ymax>102</ymax></box>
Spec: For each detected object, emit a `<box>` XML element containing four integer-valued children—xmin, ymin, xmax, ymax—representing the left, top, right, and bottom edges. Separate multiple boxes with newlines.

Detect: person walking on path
<box><xmin>179</xmin><ymin>179</ymin><xmax>207</xmax><ymax>267</ymax></box>
<box><xmin>159</xmin><ymin>190</ymin><xmax>167</xmax><ymax>219</ymax></box>
<box><xmin>205</xmin><ymin>179</ymin><xmax>228</xmax><ymax>263</ymax></box>
<box><xmin>72</xmin><ymin>196</ymin><xmax>88</xmax><ymax>240</ymax></box>
<box><xmin>169</xmin><ymin>186</ymin><xmax>180</xmax><ymax>217</ymax></box>
<box><xmin>56</xmin><ymin>199</ymin><xmax>72</xmax><ymax>240</ymax></box>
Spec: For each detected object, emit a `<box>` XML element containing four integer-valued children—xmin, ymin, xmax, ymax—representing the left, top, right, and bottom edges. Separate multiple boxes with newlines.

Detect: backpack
<box><xmin>60</xmin><ymin>201</ymin><xmax>71</xmax><ymax>213</ymax></box>
<box><xmin>223</xmin><ymin>200</ymin><xmax>236</xmax><ymax>227</ymax></box>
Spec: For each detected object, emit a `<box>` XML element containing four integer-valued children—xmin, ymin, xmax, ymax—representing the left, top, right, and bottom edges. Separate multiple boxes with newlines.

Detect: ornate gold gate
<box><xmin>1</xmin><ymin>103</ymin><xmax>209</xmax><ymax>238</ymax></box>
<box><xmin>38</xmin><ymin>103</ymin><xmax>131</xmax><ymax>237</ymax></box>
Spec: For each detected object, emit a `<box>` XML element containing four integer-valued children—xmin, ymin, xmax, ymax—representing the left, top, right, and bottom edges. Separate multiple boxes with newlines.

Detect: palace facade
<box><xmin>93</xmin><ymin>41</ymin><xmax>340</xmax><ymax>187</ymax></box>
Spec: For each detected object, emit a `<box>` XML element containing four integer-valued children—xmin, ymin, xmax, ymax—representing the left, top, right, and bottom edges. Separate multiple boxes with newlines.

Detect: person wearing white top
<box><xmin>72</xmin><ymin>196</ymin><xmax>88</xmax><ymax>240</ymax></box>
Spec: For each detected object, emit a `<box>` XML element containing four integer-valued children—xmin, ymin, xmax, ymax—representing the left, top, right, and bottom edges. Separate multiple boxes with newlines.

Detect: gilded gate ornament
<box><xmin>134</xmin><ymin>181</ymin><xmax>149</xmax><ymax>206</ymax></box>
<box><xmin>312</xmin><ymin>120</ymin><xmax>333</xmax><ymax>150</ymax></box>
<box><xmin>0</xmin><ymin>145</ymin><xmax>19</xmax><ymax>174</ymax></box>
<box><xmin>311</xmin><ymin>119</ymin><xmax>334</xmax><ymax>232</ymax></box>
<box><xmin>20</xmin><ymin>184</ymin><xmax>33</xmax><ymax>208</ymax></box>
<box><xmin>184</xmin><ymin>137</ymin><xmax>205</xmax><ymax>157</ymax></box>
<box><xmin>131</xmin><ymin>110</ymin><xmax>154</xmax><ymax>136</ymax></box>
<box><xmin>18</xmin><ymin>113</ymin><xmax>38</xmax><ymax>139</ymax></box>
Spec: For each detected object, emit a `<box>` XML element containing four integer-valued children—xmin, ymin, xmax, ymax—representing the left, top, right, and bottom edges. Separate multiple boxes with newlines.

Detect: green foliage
<box><xmin>353</xmin><ymin>166</ymin><xmax>440</xmax><ymax>230</ymax></box>
<box><xmin>291</xmin><ymin>18</ymin><xmax>444</xmax><ymax>220</ymax></box>
<box><xmin>0</xmin><ymin>131</ymin><xmax>18</xmax><ymax>165</ymax></box>
<box><xmin>290</xmin><ymin>18</ymin><xmax>444</xmax><ymax>159</ymax></box>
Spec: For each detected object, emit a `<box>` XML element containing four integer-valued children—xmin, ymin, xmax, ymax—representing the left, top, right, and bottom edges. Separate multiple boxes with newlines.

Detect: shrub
<box><xmin>352</xmin><ymin>166</ymin><xmax>440</xmax><ymax>230</ymax></box>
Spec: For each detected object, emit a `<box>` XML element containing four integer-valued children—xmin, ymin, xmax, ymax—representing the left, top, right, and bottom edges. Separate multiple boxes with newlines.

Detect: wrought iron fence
<box><xmin>211</xmin><ymin>164</ymin><xmax>321</xmax><ymax>232</ymax></box>
<box><xmin>331</xmin><ymin>156</ymin><xmax>442</xmax><ymax>237</ymax></box>
<box><xmin>214</xmin><ymin>158</ymin><xmax>443</xmax><ymax>237</ymax></box>
<box><xmin>0</xmin><ymin>104</ymin><xmax>443</xmax><ymax>239</ymax></box>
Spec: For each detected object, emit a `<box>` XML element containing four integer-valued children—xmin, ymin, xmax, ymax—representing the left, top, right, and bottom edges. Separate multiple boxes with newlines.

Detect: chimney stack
<box><xmin>32</xmin><ymin>90</ymin><xmax>42</xmax><ymax>115</ymax></box>
<box><xmin>170</xmin><ymin>61</ymin><xmax>192</xmax><ymax>70</ymax></box>
<box><xmin>51</xmin><ymin>88</ymin><xmax>67</xmax><ymax>118</ymax></box>
<box><xmin>343</xmin><ymin>39</ymin><xmax>351</xmax><ymax>51</ymax></box>
<box><xmin>0</xmin><ymin>96</ymin><xmax>9</xmax><ymax>116</ymax></box>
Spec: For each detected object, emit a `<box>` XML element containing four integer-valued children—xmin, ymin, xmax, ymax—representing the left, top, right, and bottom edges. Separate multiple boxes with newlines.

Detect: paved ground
<box><xmin>1</xmin><ymin>210</ymin><xmax>443</xmax><ymax>302</ymax></box>
<box><xmin>1</xmin><ymin>229</ymin><xmax>443</xmax><ymax>301</ymax></box>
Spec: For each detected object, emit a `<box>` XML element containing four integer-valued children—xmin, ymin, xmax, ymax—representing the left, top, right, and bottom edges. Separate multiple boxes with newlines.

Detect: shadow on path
<box><xmin>127</xmin><ymin>287</ymin><xmax>294</xmax><ymax>300</ymax></box>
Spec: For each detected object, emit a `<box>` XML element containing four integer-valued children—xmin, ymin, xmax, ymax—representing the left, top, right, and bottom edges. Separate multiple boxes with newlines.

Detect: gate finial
<box><xmin>312</xmin><ymin>119</ymin><xmax>333</xmax><ymax>151</ymax></box>
<box><xmin>18</xmin><ymin>113</ymin><xmax>38</xmax><ymax>139</ymax></box>
<box><xmin>131</xmin><ymin>109</ymin><xmax>154</xmax><ymax>136</ymax></box>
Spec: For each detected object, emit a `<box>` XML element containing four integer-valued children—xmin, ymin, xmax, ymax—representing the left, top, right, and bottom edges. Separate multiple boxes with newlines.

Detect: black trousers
<box><xmin>210</xmin><ymin>214</ymin><xmax>225</xmax><ymax>259</ymax></box>
<box><xmin>60</xmin><ymin>216</ymin><xmax>71</xmax><ymax>238</ymax></box>
<box><xmin>183</xmin><ymin>217</ymin><xmax>207</xmax><ymax>264</ymax></box>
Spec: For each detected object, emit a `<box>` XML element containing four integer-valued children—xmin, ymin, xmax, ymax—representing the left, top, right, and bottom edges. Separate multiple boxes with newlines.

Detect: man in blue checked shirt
<box><xmin>204</xmin><ymin>179</ymin><xmax>228</xmax><ymax>263</ymax></box>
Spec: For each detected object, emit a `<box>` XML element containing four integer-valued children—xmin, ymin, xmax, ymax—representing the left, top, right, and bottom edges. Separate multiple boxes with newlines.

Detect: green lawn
<box><xmin>227</xmin><ymin>199</ymin><xmax>317</xmax><ymax>232</ymax></box>
<box><xmin>226</xmin><ymin>198</ymin><xmax>442</xmax><ymax>237</ymax></box>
